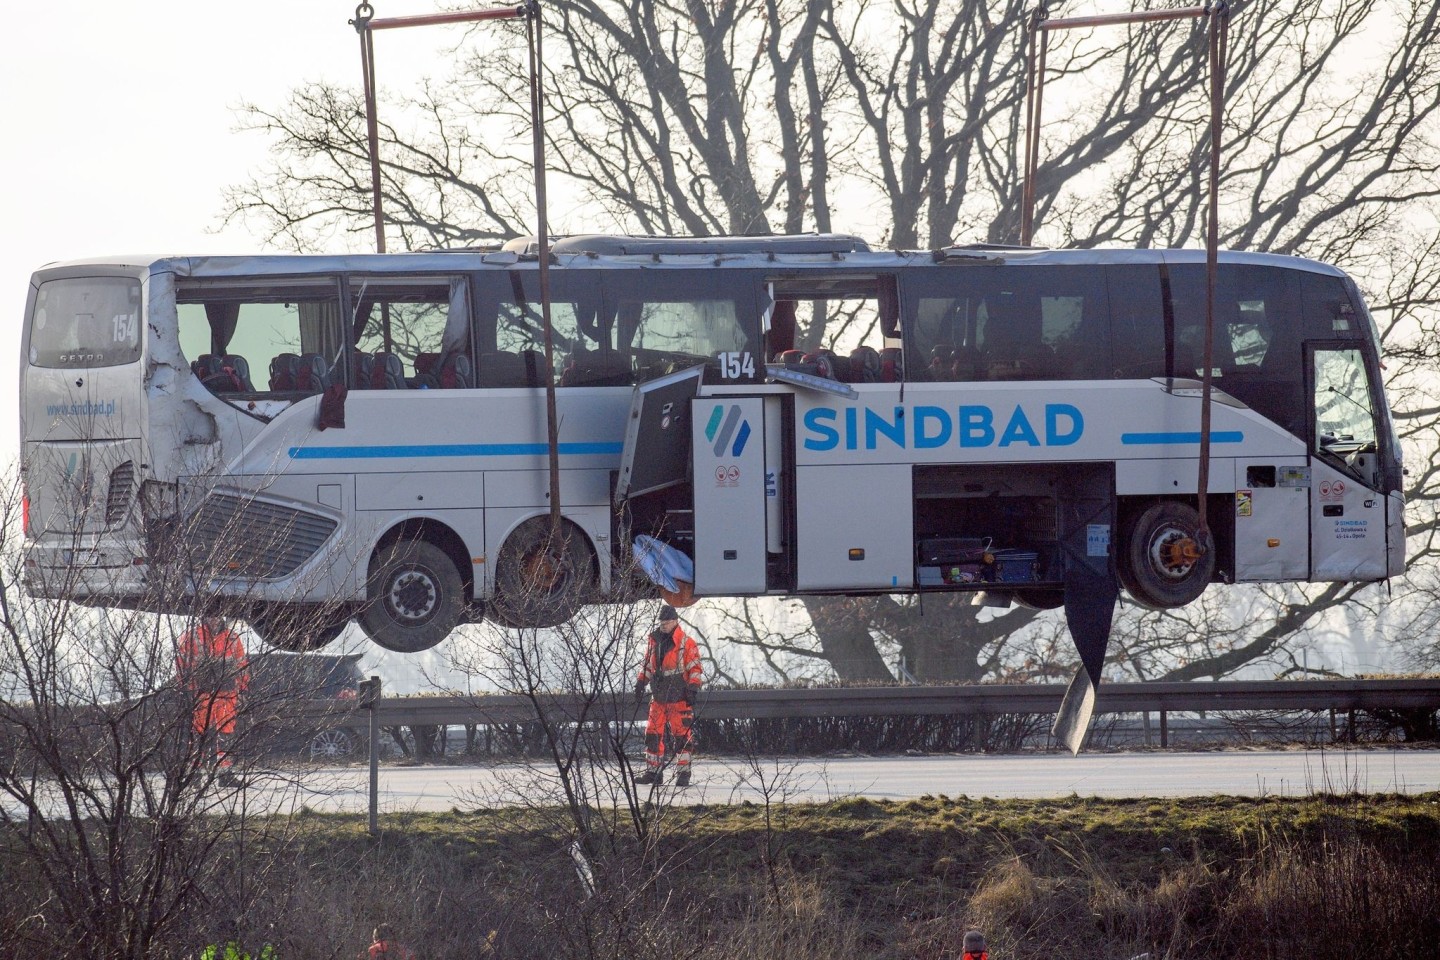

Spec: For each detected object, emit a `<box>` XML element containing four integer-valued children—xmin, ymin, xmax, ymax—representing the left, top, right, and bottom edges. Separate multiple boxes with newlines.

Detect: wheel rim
<box><xmin>311</xmin><ymin>729</ymin><xmax>352</xmax><ymax>759</ymax></box>
<box><xmin>387</xmin><ymin>566</ymin><xmax>439</xmax><ymax>624</ymax></box>
<box><xmin>1146</xmin><ymin>525</ymin><xmax>1200</xmax><ymax>582</ymax></box>
<box><xmin>521</xmin><ymin>546</ymin><xmax>567</xmax><ymax>597</ymax></box>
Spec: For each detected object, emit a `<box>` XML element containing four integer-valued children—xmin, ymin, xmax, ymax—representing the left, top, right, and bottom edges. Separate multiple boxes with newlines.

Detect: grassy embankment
<box><xmin>153</xmin><ymin>790</ymin><xmax>1440</xmax><ymax>960</ymax></box>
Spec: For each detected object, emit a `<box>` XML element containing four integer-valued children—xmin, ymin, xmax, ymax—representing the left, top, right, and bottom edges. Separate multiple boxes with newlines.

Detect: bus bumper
<box><xmin>22</xmin><ymin>537</ymin><xmax>151</xmax><ymax>600</ymax></box>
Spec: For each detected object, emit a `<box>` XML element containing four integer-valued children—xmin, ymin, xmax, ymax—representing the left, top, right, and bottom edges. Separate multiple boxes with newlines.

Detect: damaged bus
<box><xmin>19</xmin><ymin>235</ymin><xmax>1405</xmax><ymax>653</ymax></box>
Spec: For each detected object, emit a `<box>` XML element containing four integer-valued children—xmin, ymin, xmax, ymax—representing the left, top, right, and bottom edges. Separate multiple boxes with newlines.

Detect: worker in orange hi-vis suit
<box><xmin>176</xmin><ymin>615</ymin><xmax>249</xmax><ymax>770</ymax></box>
<box><xmin>633</xmin><ymin>604</ymin><xmax>703</xmax><ymax>787</ymax></box>
<box><xmin>960</xmin><ymin>930</ymin><xmax>989</xmax><ymax>960</ymax></box>
<box><xmin>365</xmin><ymin>924</ymin><xmax>417</xmax><ymax>960</ymax></box>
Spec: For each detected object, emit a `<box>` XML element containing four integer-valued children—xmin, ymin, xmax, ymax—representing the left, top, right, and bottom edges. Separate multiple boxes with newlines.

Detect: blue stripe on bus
<box><xmin>287</xmin><ymin>441</ymin><xmax>624</xmax><ymax>460</ymax></box>
<box><xmin>1120</xmin><ymin>431</ymin><xmax>1244</xmax><ymax>445</ymax></box>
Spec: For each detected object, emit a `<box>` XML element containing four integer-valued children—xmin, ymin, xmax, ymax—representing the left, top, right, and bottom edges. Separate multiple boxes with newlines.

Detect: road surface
<box><xmin>281</xmin><ymin>748</ymin><xmax>1440</xmax><ymax>814</ymax></box>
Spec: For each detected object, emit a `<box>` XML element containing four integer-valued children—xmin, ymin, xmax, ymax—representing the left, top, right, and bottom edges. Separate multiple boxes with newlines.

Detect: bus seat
<box><xmin>439</xmin><ymin>353</ymin><xmax>473</xmax><ymax>389</ymax></box>
<box><xmin>562</xmin><ymin>346</ymin><xmax>632</xmax><ymax>387</ymax></box>
<box><xmin>983</xmin><ymin>304</ymin><xmax>1056</xmax><ymax>380</ymax></box>
<box><xmin>478</xmin><ymin>351</ymin><xmax>520</xmax><ymax>387</ymax></box>
<box><xmin>193</xmin><ymin>353</ymin><xmax>247</xmax><ymax>393</ymax></box>
<box><xmin>413</xmin><ymin>351</ymin><xmax>444</xmax><ymax>388</ymax></box>
<box><xmin>370</xmin><ymin>352</ymin><xmax>405</xmax><ymax>390</ymax></box>
<box><xmin>804</xmin><ymin>349</ymin><xmax>850</xmax><ymax>382</ymax></box>
<box><xmin>219</xmin><ymin>354</ymin><xmax>255</xmax><ymax>391</ymax></box>
<box><xmin>927</xmin><ymin>344</ymin><xmax>955</xmax><ymax>381</ymax></box>
<box><xmin>879</xmin><ymin>347</ymin><xmax>904</xmax><ymax>382</ymax></box>
<box><xmin>269</xmin><ymin>353</ymin><xmax>300</xmax><ymax>391</ymax></box>
<box><xmin>518</xmin><ymin>349</ymin><xmax>546</xmax><ymax>386</ymax></box>
<box><xmin>849</xmin><ymin>346</ymin><xmax>881</xmax><ymax>383</ymax></box>
<box><xmin>296</xmin><ymin>353</ymin><xmax>331</xmax><ymax>393</ymax></box>
<box><xmin>950</xmin><ymin>344</ymin><xmax>985</xmax><ymax>381</ymax></box>
<box><xmin>351</xmin><ymin>350</ymin><xmax>374</xmax><ymax>389</ymax></box>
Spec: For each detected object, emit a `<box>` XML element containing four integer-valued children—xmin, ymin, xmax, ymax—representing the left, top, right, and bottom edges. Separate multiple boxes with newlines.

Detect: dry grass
<box><xmin>4</xmin><ymin>793</ymin><xmax>1438</xmax><ymax>959</ymax></box>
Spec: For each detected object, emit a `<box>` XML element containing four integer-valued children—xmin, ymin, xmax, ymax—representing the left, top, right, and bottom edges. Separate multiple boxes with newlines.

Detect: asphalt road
<box><xmin>284</xmin><ymin>748</ymin><xmax>1440</xmax><ymax>813</ymax></box>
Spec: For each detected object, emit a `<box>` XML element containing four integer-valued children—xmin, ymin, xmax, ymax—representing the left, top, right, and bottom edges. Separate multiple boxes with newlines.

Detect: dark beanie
<box><xmin>658</xmin><ymin>604</ymin><xmax>679</xmax><ymax>621</ymax></box>
<box><xmin>962</xmin><ymin>931</ymin><xmax>986</xmax><ymax>953</ymax></box>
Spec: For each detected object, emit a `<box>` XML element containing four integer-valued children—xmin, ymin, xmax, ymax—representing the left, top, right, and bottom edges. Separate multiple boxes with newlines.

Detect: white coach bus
<box><xmin>20</xmin><ymin>235</ymin><xmax>1404</xmax><ymax>653</ymax></box>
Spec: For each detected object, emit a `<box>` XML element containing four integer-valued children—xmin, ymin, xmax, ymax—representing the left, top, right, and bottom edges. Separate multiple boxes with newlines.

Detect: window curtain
<box><xmin>204</xmin><ymin>303</ymin><xmax>240</xmax><ymax>354</ymax></box>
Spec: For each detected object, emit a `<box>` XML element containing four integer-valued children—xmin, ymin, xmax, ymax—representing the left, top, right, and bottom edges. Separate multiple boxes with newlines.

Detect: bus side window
<box><xmin>771</xmin><ymin>275</ymin><xmax>896</xmax><ymax>383</ymax></box>
<box><xmin>350</xmin><ymin>278</ymin><xmax>462</xmax><ymax>389</ymax></box>
<box><xmin>608</xmin><ymin>270</ymin><xmax>761</xmax><ymax>386</ymax></box>
<box><xmin>176</xmin><ymin>280</ymin><xmax>343</xmax><ymax>400</ymax></box>
<box><xmin>974</xmin><ymin>267</ymin><xmax>1108</xmax><ymax>381</ymax></box>
<box><xmin>1106</xmin><ymin>265</ymin><xmax>1165</xmax><ymax>379</ymax></box>
<box><xmin>979</xmin><ymin>289</ymin><xmax>1048</xmax><ymax>379</ymax></box>
<box><xmin>494</xmin><ymin>272</ymin><xmax>590</xmax><ymax>387</ymax></box>
<box><xmin>1300</xmin><ymin>271</ymin><xmax>1362</xmax><ymax>339</ymax></box>
<box><xmin>1168</xmin><ymin>263</ymin><xmax>1305</xmax><ymax>434</ymax></box>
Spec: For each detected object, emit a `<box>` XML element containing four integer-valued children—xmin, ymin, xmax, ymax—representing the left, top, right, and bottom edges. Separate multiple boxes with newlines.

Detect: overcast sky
<box><xmin>0</xmin><ymin>1</ymin><xmax>453</xmax><ymax>454</ymax></box>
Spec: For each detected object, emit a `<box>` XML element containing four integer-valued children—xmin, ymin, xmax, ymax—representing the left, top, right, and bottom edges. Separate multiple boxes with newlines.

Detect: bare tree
<box><xmin>0</xmin><ymin>454</ymin><xmax>376</xmax><ymax>959</ymax></box>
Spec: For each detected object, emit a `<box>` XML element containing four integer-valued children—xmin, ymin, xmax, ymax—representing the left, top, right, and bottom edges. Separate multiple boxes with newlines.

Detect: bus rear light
<box><xmin>22</xmin><ymin>488</ymin><xmax>32</xmax><ymax>539</ymax></box>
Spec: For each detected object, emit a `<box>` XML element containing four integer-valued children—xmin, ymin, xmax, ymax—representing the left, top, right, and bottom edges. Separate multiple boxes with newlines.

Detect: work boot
<box><xmin>635</xmin><ymin>769</ymin><xmax>662</xmax><ymax>786</ymax></box>
<box><xmin>675</xmin><ymin>769</ymin><xmax>691</xmax><ymax>787</ymax></box>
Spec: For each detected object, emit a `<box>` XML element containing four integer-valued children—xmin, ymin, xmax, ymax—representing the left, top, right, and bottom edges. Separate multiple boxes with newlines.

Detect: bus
<box><xmin>19</xmin><ymin>235</ymin><xmax>1404</xmax><ymax>654</ymax></box>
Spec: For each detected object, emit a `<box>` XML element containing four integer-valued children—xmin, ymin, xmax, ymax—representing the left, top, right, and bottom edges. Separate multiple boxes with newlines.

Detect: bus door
<box><xmin>1308</xmin><ymin>344</ymin><xmax>1390</xmax><ymax>581</ymax></box>
<box><xmin>1232</xmin><ymin>458</ymin><xmax>1311</xmax><ymax>582</ymax></box>
<box><xmin>690</xmin><ymin>395</ymin><xmax>775</xmax><ymax>594</ymax></box>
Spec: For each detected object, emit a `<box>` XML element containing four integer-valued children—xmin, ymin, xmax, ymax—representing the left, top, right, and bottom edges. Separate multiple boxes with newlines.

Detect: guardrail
<box><xmin>295</xmin><ymin>678</ymin><xmax>1440</xmax><ymax>732</ymax></box>
<box><xmin>297</xmin><ymin>678</ymin><xmax>1439</xmax><ymax>836</ymax></box>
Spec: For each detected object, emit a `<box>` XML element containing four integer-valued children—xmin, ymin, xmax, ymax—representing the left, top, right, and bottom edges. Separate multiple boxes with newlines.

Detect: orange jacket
<box><xmin>177</xmin><ymin>624</ymin><xmax>249</xmax><ymax>695</ymax></box>
<box><xmin>367</xmin><ymin>939</ymin><xmax>415</xmax><ymax>960</ymax></box>
<box><xmin>637</xmin><ymin>624</ymin><xmax>702</xmax><ymax>703</ymax></box>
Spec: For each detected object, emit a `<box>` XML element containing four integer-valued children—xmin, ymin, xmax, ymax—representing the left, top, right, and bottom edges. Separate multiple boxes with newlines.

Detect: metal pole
<box><xmin>367</xmin><ymin>7</ymin><xmax>528</xmax><ymax>29</ymax></box>
<box><xmin>1037</xmin><ymin>7</ymin><xmax>1211</xmax><ymax>31</ymax></box>
<box><xmin>364</xmin><ymin>675</ymin><xmax>381</xmax><ymax>837</ymax></box>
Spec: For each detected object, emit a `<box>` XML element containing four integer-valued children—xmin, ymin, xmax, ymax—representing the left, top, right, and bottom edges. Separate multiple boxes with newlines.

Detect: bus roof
<box><xmin>29</xmin><ymin>242</ymin><xmax>1349</xmax><ymax>282</ymax></box>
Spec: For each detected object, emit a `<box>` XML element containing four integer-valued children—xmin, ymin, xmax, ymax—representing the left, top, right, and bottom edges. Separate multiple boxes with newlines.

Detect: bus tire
<box><xmin>1013</xmin><ymin>589</ymin><xmax>1065</xmax><ymax>611</ymax></box>
<box><xmin>249</xmin><ymin>604</ymin><xmax>350</xmax><ymax>652</ymax></box>
<box><xmin>1120</xmin><ymin>501</ymin><xmax>1215</xmax><ymax>610</ymax></box>
<box><xmin>489</xmin><ymin>518</ymin><xmax>596</xmax><ymax>629</ymax></box>
<box><xmin>359</xmin><ymin>539</ymin><xmax>463</xmax><ymax>652</ymax></box>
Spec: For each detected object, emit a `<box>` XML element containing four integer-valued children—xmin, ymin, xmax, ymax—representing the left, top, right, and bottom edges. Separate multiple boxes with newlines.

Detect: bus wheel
<box><xmin>249</xmin><ymin>604</ymin><xmax>350</xmax><ymax>652</ymax></box>
<box><xmin>1120</xmin><ymin>501</ymin><xmax>1215</xmax><ymax>610</ymax></box>
<box><xmin>489</xmin><ymin>518</ymin><xmax>596</xmax><ymax>629</ymax></box>
<box><xmin>359</xmin><ymin>540</ymin><xmax>463</xmax><ymax>652</ymax></box>
<box><xmin>1014</xmin><ymin>589</ymin><xmax>1065</xmax><ymax>611</ymax></box>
